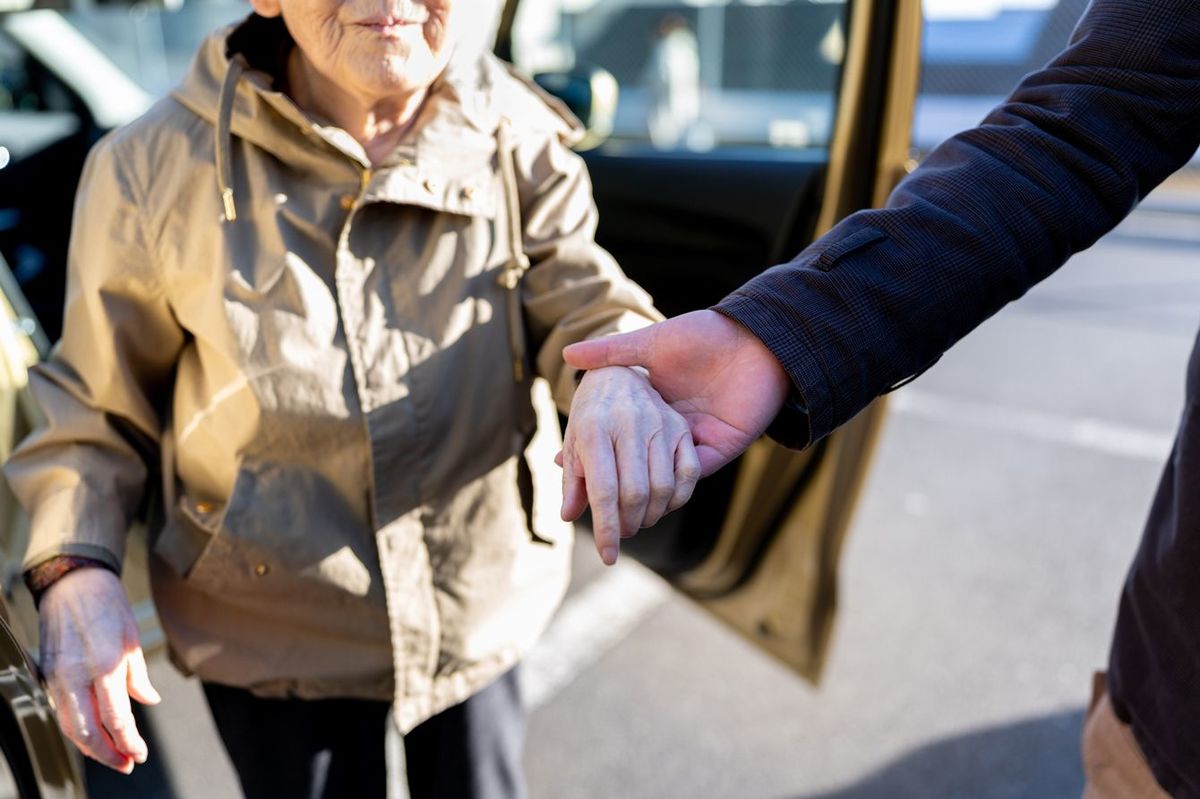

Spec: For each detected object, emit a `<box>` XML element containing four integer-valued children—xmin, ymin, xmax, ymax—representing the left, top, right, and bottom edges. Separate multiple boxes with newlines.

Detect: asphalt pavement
<box><xmin>86</xmin><ymin>192</ymin><xmax>1200</xmax><ymax>798</ymax></box>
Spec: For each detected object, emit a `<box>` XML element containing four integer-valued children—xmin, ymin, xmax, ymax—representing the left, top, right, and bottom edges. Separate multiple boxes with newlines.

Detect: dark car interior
<box><xmin>0</xmin><ymin>29</ymin><xmax>101</xmax><ymax>341</ymax></box>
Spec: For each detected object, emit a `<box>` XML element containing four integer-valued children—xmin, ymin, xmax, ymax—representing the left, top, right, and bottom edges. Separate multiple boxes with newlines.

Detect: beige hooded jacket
<box><xmin>4</xmin><ymin>15</ymin><xmax>659</xmax><ymax>730</ymax></box>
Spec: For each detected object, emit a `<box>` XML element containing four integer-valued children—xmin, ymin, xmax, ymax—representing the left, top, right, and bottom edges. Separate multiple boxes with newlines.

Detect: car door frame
<box><xmin>675</xmin><ymin>0</ymin><xmax>923</xmax><ymax>682</ymax></box>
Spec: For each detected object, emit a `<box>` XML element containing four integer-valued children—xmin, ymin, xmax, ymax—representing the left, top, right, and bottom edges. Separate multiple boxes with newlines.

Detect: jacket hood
<box><xmin>171</xmin><ymin>14</ymin><xmax>584</xmax><ymax>221</ymax></box>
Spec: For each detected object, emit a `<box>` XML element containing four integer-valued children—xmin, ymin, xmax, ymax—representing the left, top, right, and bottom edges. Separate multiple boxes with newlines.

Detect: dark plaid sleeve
<box><xmin>715</xmin><ymin>0</ymin><xmax>1200</xmax><ymax>448</ymax></box>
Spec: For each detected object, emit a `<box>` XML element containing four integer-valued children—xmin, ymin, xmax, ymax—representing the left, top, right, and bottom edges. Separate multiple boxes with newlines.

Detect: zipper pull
<box><xmin>498</xmin><ymin>268</ymin><xmax>520</xmax><ymax>290</ymax></box>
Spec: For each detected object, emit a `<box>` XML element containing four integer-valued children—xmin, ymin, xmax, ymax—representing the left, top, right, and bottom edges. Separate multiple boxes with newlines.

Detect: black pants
<box><xmin>203</xmin><ymin>669</ymin><xmax>527</xmax><ymax>799</ymax></box>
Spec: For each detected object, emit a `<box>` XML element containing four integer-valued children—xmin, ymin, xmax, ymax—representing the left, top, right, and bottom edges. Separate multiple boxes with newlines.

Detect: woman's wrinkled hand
<box><xmin>560</xmin><ymin>365</ymin><xmax>702</xmax><ymax>565</ymax></box>
<box><xmin>38</xmin><ymin>567</ymin><xmax>161</xmax><ymax>773</ymax></box>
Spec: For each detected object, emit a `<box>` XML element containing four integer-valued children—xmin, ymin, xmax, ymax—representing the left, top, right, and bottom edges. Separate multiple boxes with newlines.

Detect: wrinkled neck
<box><xmin>286</xmin><ymin>48</ymin><xmax>428</xmax><ymax>166</ymax></box>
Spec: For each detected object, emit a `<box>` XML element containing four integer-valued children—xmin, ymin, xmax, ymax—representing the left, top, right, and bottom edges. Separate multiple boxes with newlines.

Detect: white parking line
<box><xmin>893</xmin><ymin>389</ymin><xmax>1176</xmax><ymax>462</ymax></box>
<box><xmin>521</xmin><ymin>560</ymin><xmax>672</xmax><ymax>711</ymax></box>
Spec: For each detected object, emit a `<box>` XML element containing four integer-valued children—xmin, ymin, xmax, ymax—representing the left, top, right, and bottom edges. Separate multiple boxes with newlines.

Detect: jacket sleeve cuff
<box><xmin>712</xmin><ymin>293</ymin><xmax>834</xmax><ymax>450</ymax></box>
<box><xmin>763</xmin><ymin>395</ymin><xmax>812</xmax><ymax>451</ymax></box>
<box><xmin>21</xmin><ymin>486</ymin><xmax>127</xmax><ymax>574</ymax></box>
<box><xmin>23</xmin><ymin>542</ymin><xmax>123</xmax><ymax>576</ymax></box>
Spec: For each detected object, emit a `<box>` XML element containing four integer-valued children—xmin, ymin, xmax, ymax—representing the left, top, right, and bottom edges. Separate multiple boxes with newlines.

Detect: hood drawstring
<box><xmin>496</xmin><ymin>118</ymin><xmax>531</xmax><ymax>384</ymax></box>
<box><xmin>216</xmin><ymin>56</ymin><xmax>246</xmax><ymax>222</ymax></box>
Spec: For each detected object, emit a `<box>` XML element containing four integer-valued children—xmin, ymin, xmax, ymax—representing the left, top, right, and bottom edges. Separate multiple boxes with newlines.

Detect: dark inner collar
<box><xmin>225</xmin><ymin>13</ymin><xmax>294</xmax><ymax>92</ymax></box>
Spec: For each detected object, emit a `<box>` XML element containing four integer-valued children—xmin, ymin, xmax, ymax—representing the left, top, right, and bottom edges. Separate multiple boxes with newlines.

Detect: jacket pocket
<box><xmin>154</xmin><ymin>472</ymin><xmax>247</xmax><ymax>580</ymax></box>
<box><xmin>814</xmin><ymin>228</ymin><xmax>887</xmax><ymax>272</ymax></box>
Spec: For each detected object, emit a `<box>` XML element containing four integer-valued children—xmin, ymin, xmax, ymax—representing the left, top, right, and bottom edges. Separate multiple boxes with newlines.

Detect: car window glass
<box><xmin>511</xmin><ymin>0</ymin><xmax>848</xmax><ymax>154</ymax></box>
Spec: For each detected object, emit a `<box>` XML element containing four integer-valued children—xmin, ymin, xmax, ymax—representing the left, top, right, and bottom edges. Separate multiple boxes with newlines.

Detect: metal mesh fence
<box><xmin>916</xmin><ymin>0</ymin><xmax>1198</xmax><ymax>179</ymax></box>
<box><xmin>919</xmin><ymin>0</ymin><xmax>1089</xmax><ymax>96</ymax></box>
<box><xmin>571</xmin><ymin>3</ymin><xmax>844</xmax><ymax>93</ymax></box>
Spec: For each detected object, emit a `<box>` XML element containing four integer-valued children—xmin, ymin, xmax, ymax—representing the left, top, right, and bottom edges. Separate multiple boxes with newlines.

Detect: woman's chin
<box><xmin>337</xmin><ymin>54</ymin><xmax>423</xmax><ymax>93</ymax></box>
<box><xmin>377</xmin><ymin>55</ymin><xmax>440</xmax><ymax>88</ymax></box>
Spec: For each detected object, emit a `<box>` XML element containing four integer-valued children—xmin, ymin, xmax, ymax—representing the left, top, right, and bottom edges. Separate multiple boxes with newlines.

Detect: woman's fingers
<box><xmin>570</xmin><ymin>421</ymin><xmax>695</xmax><ymax>559</ymax></box>
<box><xmin>560</xmin><ymin>444</ymin><xmax>589</xmax><ymax>523</ymax></box>
<box><xmin>96</xmin><ymin>660</ymin><xmax>148</xmax><ymax>764</ymax></box>
<box><xmin>579</xmin><ymin>433</ymin><xmax>622</xmax><ymax>565</ymax></box>
<box><xmin>126</xmin><ymin>647</ymin><xmax>162</xmax><ymax>707</ymax></box>
<box><xmin>52</xmin><ymin>678</ymin><xmax>132</xmax><ymax>773</ymax></box>
<box><xmin>668</xmin><ymin>433</ymin><xmax>702</xmax><ymax>514</ymax></box>
<box><xmin>560</xmin><ymin>365</ymin><xmax>711</xmax><ymax>563</ymax></box>
<box><xmin>641</xmin><ymin>430</ymin><xmax>676</xmax><ymax>529</ymax></box>
<box><xmin>613</xmin><ymin>428</ymin><xmax>651</xmax><ymax>539</ymax></box>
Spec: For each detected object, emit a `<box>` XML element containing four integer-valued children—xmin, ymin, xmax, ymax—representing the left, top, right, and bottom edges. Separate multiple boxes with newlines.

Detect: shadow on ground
<box><xmin>797</xmin><ymin>709</ymin><xmax>1086</xmax><ymax>799</ymax></box>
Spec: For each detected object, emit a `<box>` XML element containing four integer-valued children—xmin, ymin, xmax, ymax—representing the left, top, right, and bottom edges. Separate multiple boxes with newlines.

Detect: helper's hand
<box><xmin>563</xmin><ymin>310</ymin><xmax>791</xmax><ymax>477</ymax></box>
<box><xmin>39</xmin><ymin>567</ymin><xmax>161</xmax><ymax>773</ymax></box>
<box><xmin>561</xmin><ymin>365</ymin><xmax>702</xmax><ymax>565</ymax></box>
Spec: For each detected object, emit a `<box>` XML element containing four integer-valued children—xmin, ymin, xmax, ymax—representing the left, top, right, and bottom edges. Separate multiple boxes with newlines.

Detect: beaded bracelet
<box><xmin>24</xmin><ymin>556</ymin><xmax>115</xmax><ymax>608</ymax></box>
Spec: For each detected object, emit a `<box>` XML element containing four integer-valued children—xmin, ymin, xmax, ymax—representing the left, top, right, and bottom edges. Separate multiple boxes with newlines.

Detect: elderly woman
<box><xmin>4</xmin><ymin>0</ymin><xmax>701</xmax><ymax>796</ymax></box>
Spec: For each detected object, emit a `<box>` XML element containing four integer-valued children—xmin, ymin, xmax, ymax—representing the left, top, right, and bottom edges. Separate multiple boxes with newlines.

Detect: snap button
<box><xmin>254</xmin><ymin>563</ymin><xmax>270</xmax><ymax>577</ymax></box>
<box><xmin>339</xmin><ymin>194</ymin><xmax>355</xmax><ymax>211</ymax></box>
<box><xmin>461</xmin><ymin>185</ymin><xmax>475</xmax><ymax>201</ymax></box>
<box><xmin>423</xmin><ymin>178</ymin><xmax>439</xmax><ymax>194</ymax></box>
<box><xmin>194</xmin><ymin>500</ymin><xmax>218</xmax><ymax>515</ymax></box>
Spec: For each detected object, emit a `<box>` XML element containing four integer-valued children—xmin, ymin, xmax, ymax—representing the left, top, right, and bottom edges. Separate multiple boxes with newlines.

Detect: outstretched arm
<box><xmin>562</xmin><ymin>0</ymin><xmax>1200</xmax><ymax>542</ymax></box>
<box><xmin>716</xmin><ymin>0</ymin><xmax>1200</xmax><ymax>446</ymax></box>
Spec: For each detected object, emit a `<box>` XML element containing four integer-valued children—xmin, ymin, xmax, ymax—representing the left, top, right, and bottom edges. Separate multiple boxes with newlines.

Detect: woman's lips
<box><xmin>353</xmin><ymin>1</ymin><xmax>430</xmax><ymax>34</ymax></box>
<box><xmin>356</xmin><ymin>16</ymin><xmax>424</xmax><ymax>38</ymax></box>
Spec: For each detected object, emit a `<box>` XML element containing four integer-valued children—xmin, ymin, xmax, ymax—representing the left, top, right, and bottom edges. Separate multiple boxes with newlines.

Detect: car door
<box><xmin>0</xmin><ymin>603</ymin><xmax>85</xmax><ymax>799</ymax></box>
<box><xmin>500</xmin><ymin>0</ymin><xmax>922</xmax><ymax>682</ymax></box>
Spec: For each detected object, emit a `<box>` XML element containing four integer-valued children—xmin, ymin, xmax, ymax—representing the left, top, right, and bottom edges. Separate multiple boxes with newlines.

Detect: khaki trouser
<box><xmin>1082</xmin><ymin>672</ymin><xmax>1170</xmax><ymax>799</ymax></box>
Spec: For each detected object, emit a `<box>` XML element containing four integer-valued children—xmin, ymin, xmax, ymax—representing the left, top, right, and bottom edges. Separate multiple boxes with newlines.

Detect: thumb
<box><xmin>563</xmin><ymin>326</ymin><xmax>654</xmax><ymax>371</ymax></box>
<box><xmin>125</xmin><ymin>648</ymin><xmax>162</xmax><ymax>706</ymax></box>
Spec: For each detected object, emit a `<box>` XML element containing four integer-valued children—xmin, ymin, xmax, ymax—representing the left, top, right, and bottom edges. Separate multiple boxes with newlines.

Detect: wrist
<box><xmin>25</xmin><ymin>556</ymin><xmax>116</xmax><ymax>608</ymax></box>
<box><xmin>719</xmin><ymin>310</ymin><xmax>791</xmax><ymax>409</ymax></box>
